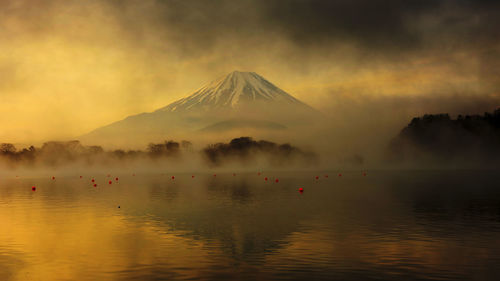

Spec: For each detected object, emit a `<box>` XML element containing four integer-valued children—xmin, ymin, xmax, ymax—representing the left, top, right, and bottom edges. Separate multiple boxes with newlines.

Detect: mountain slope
<box><xmin>199</xmin><ymin>119</ymin><xmax>287</xmax><ymax>132</ymax></box>
<box><xmin>156</xmin><ymin>71</ymin><xmax>308</xmax><ymax>112</ymax></box>
<box><xmin>79</xmin><ymin>71</ymin><xmax>320</xmax><ymax>148</ymax></box>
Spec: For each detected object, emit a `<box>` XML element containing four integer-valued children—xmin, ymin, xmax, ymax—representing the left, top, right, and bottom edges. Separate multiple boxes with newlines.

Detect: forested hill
<box><xmin>389</xmin><ymin>109</ymin><xmax>500</xmax><ymax>165</ymax></box>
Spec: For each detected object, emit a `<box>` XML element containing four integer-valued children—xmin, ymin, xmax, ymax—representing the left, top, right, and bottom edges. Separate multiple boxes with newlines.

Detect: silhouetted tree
<box><xmin>181</xmin><ymin>140</ymin><xmax>193</xmax><ymax>150</ymax></box>
<box><xmin>0</xmin><ymin>143</ymin><xmax>16</xmax><ymax>154</ymax></box>
<box><xmin>202</xmin><ymin>137</ymin><xmax>317</xmax><ymax>166</ymax></box>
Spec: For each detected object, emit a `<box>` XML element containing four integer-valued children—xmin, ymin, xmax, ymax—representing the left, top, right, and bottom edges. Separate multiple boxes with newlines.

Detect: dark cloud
<box><xmin>105</xmin><ymin>0</ymin><xmax>500</xmax><ymax>57</ymax></box>
<box><xmin>3</xmin><ymin>0</ymin><xmax>499</xmax><ymax>60</ymax></box>
<box><xmin>262</xmin><ymin>0</ymin><xmax>437</xmax><ymax>51</ymax></box>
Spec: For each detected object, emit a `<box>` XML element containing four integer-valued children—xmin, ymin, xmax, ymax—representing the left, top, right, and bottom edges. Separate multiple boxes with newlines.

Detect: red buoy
<box><xmin>91</xmin><ymin>179</ymin><xmax>95</xmax><ymax>183</ymax></box>
<box><xmin>264</xmin><ymin>177</ymin><xmax>268</xmax><ymax>181</ymax></box>
<box><xmin>275</xmin><ymin>179</ymin><xmax>279</xmax><ymax>183</ymax></box>
<box><xmin>93</xmin><ymin>184</ymin><xmax>97</xmax><ymax>187</ymax></box>
<box><xmin>115</xmin><ymin>177</ymin><xmax>119</xmax><ymax>181</ymax></box>
<box><xmin>338</xmin><ymin>173</ymin><xmax>342</xmax><ymax>177</ymax></box>
<box><xmin>171</xmin><ymin>176</ymin><xmax>175</xmax><ymax>180</ymax></box>
<box><xmin>213</xmin><ymin>174</ymin><xmax>216</xmax><ymax>177</ymax></box>
<box><xmin>80</xmin><ymin>176</ymin><xmax>82</xmax><ymax>178</ymax></box>
<box><xmin>32</xmin><ymin>186</ymin><xmax>36</xmax><ymax>191</ymax></box>
<box><xmin>52</xmin><ymin>176</ymin><xmax>55</xmax><ymax>180</ymax></box>
<box><xmin>299</xmin><ymin>187</ymin><xmax>304</xmax><ymax>193</ymax></box>
<box><xmin>363</xmin><ymin>172</ymin><xmax>367</xmax><ymax>176</ymax></box>
<box><xmin>325</xmin><ymin>175</ymin><xmax>329</xmax><ymax>178</ymax></box>
<box><xmin>258</xmin><ymin>172</ymin><xmax>261</xmax><ymax>176</ymax></box>
<box><xmin>132</xmin><ymin>174</ymin><xmax>135</xmax><ymax>176</ymax></box>
<box><xmin>233</xmin><ymin>173</ymin><xmax>236</xmax><ymax>176</ymax></box>
<box><xmin>315</xmin><ymin>176</ymin><xmax>319</xmax><ymax>180</ymax></box>
<box><xmin>108</xmin><ymin>180</ymin><xmax>112</xmax><ymax>184</ymax></box>
<box><xmin>192</xmin><ymin>175</ymin><xmax>195</xmax><ymax>178</ymax></box>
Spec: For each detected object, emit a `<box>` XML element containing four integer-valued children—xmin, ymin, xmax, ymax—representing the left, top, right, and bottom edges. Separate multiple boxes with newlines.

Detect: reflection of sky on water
<box><xmin>1</xmin><ymin>171</ymin><xmax>500</xmax><ymax>280</ymax></box>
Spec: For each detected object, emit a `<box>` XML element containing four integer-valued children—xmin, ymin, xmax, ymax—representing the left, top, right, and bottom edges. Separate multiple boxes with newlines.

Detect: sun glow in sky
<box><xmin>1</xmin><ymin>0</ymin><xmax>499</xmax><ymax>143</ymax></box>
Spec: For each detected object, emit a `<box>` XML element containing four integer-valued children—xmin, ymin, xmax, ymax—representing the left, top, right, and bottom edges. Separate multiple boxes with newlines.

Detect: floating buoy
<box><xmin>108</xmin><ymin>180</ymin><xmax>112</xmax><ymax>184</ymax></box>
<box><xmin>132</xmin><ymin>174</ymin><xmax>135</xmax><ymax>176</ymax></box>
<box><xmin>32</xmin><ymin>186</ymin><xmax>36</xmax><ymax>191</ymax></box>
<box><xmin>315</xmin><ymin>176</ymin><xmax>319</xmax><ymax>180</ymax></box>
<box><xmin>264</xmin><ymin>177</ymin><xmax>268</xmax><ymax>181</ymax></box>
<box><xmin>338</xmin><ymin>173</ymin><xmax>342</xmax><ymax>177</ymax></box>
<box><xmin>258</xmin><ymin>172</ymin><xmax>261</xmax><ymax>176</ymax></box>
<box><xmin>115</xmin><ymin>177</ymin><xmax>119</xmax><ymax>181</ymax></box>
<box><xmin>325</xmin><ymin>175</ymin><xmax>329</xmax><ymax>178</ymax></box>
<box><xmin>80</xmin><ymin>176</ymin><xmax>82</xmax><ymax>178</ymax></box>
<box><xmin>91</xmin><ymin>179</ymin><xmax>95</xmax><ymax>183</ymax></box>
<box><xmin>363</xmin><ymin>172</ymin><xmax>367</xmax><ymax>176</ymax></box>
<box><xmin>233</xmin><ymin>173</ymin><xmax>236</xmax><ymax>176</ymax></box>
<box><xmin>213</xmin><ymin>174</ymin><xmax>216</xmax><ymax>177</ymax></box>
<box><xmin>275</xmin><ymin>179</ymin><xmax>279</xmax><ymax>183</ymax></box>
<box><xmin>299</xmin><ymin>187</ymin><xmax>304</xmax><ymax>193</ymax></box>
<box><xmin>118</xmin><ymin>206</ymin><xmax>120</xmax><ymax>208</ymax></box>
<box><xmin>171</xmin><ymin>176</ymin><xmax>175</xmax><ymax>180</ymax></box>
<box><xmin>93</xmin><ymin>184</ymin><xmax>97</xmax><ymax>187</ymax></box>
<box><xmin>192</xmin><ymin>175</ymin><xmax>195</xmax><ymax>178</ymax></box>
<box><xmin>52</xmin><ymin>176</ymin><xmax>55</xmax><ymax>180</ymax></box>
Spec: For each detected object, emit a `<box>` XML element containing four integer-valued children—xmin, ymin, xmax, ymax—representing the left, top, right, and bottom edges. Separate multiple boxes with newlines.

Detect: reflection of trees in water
<box><xmin>7</xmin><ymin>172</ymin><xmax>500</xmax><ymax>279</ymax></box>
<box><xmin>140</xmin><ymin>176</ymin><xmax>316</xmax><ymax>263</ymax></box>
<box><xmin>121</xmin><ymin>172</ymin><xmax>500</xmax><ymax>270</ymax></box>
<box><xmin>385</xmin><ymin>171</ymin><xmax>500</xmax><ymax>230</ymax></box>
<box><xmin>205</xmin><ymin>179</ymin><xmax>254</xmax><ymax>204</ymax></box>
<box><xmin>230</xmin><ymin>183</ymin><xmax>252</xmax><ymax>204</ymax></box>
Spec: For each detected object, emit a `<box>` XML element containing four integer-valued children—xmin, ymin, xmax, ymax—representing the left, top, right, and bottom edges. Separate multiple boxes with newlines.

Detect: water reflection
<box><xmin>1</xmin><ymin>172</ymin><xmax>500</xmax><ymax>280</ymax></box>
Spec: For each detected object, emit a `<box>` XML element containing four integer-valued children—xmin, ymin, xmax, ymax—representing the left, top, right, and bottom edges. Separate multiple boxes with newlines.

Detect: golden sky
<box><xmin>1</xmin><ymin>0</ymin><xmax>499</xmax><ymax>144</ymax></box>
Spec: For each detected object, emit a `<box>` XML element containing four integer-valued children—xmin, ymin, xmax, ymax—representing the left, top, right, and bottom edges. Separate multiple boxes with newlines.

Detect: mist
<box><xmin>0</xmin><ymin>136</ymin><xmax>322</xmax><ymax>178</ymax></box>
<box><xmin>1</xmin><ymin>0</ymin><xmax>499</xmax><ymax>169</ymax></box>
<box><xmin>4</xmin><ymin>3</ymin><xmax>500</xmax><ymax>280</ymax></box>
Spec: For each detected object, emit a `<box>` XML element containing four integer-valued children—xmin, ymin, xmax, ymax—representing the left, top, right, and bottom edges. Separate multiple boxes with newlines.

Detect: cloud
<box><xmin>0</xmin><ymin>0</ymin><xmax>499</xmax><ymax>143</ymax></box>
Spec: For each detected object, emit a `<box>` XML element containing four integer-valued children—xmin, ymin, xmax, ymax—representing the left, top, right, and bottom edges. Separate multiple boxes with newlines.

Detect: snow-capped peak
<box><xmin>156</xmin><ymin>71</ymin><xmax>305</xmax><ymax>112</ymax></box>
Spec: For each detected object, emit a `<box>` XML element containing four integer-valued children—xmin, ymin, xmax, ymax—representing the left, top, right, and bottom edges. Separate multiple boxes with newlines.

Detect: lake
<box><xmin>1</xmin><ymin>170</ymin><xmax>500</xmax><ymax>280</ymax></box>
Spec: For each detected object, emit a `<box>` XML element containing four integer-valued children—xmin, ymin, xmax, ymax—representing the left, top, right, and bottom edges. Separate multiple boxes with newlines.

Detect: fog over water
<box><xmin>2</xmin><ymin>1</ymin><xmax>500</xmax><ymax>280</ymax></box>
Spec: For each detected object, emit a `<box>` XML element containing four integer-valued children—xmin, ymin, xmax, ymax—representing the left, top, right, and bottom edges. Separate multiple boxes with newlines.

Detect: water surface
<box><xmin>1</xmin><ymin>171</ymin><xmax>500</xmax><ymax>280</ymax></box>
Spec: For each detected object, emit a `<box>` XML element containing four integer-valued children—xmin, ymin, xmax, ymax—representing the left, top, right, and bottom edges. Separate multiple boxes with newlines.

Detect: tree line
<box><xmin>388</xmin><ymin>108</ymin><xmax>500</xmax><ymax>164</ymax></box>
<box><xmin>0</xmin><ymin>137</ymin><xmax>314</xmax><ymax>168</ymax></box>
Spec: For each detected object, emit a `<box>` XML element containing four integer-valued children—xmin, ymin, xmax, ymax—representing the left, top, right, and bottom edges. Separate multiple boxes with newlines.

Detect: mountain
<box><xmin>79</xmin><ymin>71</ymin><xmax>320</xmax><ymax>148</ymax></box>
<box><xmin>156</xmin><ymin>71</ymin><xmax>309</xmax><ymax>112</ymax></box>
